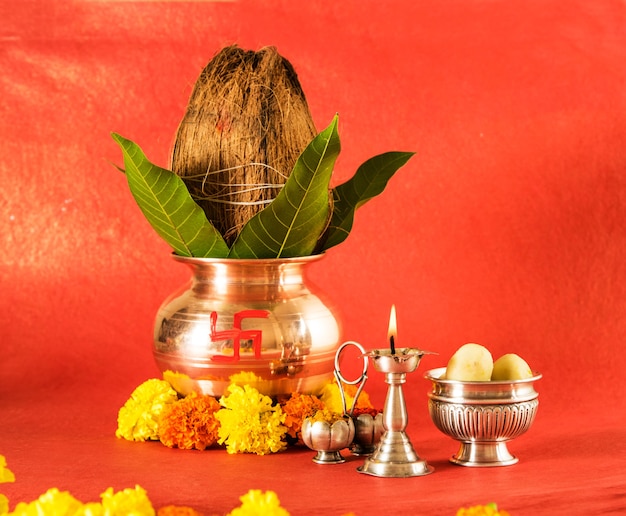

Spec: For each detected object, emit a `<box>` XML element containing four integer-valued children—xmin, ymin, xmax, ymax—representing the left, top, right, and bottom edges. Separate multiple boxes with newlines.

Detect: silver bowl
<box><xmin>301</xmin><ymin>416</ymin><xmax>355</xmax><ymax>464</ymax></box>
<box><xmin>350</xmin><ymin>412</ymin><xmax>384</xmax><ymax>456</ymax></box>
<box><xmin>425</xmin><ymin>367</ymin><xmax>541</xmax><ymax>467</ymax></box>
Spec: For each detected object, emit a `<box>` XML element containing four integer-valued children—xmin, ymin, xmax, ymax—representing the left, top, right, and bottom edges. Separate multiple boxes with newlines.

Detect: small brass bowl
<box><xmin>301</xmin><ymin>417</ymin><xmax>355</xmax><ymax>464</ymax></box>
<box><xmin>425</xmin><ymin>367</ymin><xmax>541</xmax><ymax>467</ymax></box>
<box><xmin>350</xmin><ymin>412</ymin><xmax>384</xmax><ymax>456</ymax></box>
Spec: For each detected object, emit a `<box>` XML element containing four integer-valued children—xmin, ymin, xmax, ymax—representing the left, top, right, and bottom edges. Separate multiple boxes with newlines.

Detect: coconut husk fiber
<box><xmin>171</xmin><ymin>45</ymin><xmax>317</xmax><ymax>246</ymax></box>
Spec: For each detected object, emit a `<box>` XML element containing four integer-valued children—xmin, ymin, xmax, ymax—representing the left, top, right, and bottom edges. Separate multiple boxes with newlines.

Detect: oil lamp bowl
<box><xmin>424</xmin><ymin>367</ymin><xmax>542</xmax><ymax>467</ymax></box>
<box><xmin>301</xmin><ymin>417</ymin><xmax>355</xmax><ymax>464</ymax></box>
<box><xmin>363</xmin><ymin>348</ymin><xmax>434</xmax><ymax>374</ymax></box>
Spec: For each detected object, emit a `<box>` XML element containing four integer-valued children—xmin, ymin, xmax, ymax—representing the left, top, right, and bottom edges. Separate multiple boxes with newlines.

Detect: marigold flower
<box><xmin>157</xmin><ymin>506</ymin><xmax>203</xmax><ymax>516</ymax></box>
<box><xmin>6</xmin><ymin>488</ymin><xmax>83</xmax><ymax>516</ymax></box>
<box><xmin>319</xmin><ymin>381</ymin><xmax>373</xmax><ymax>414</ymax></box>
<box><xmin>227</xmin><ymin>489</ymin><xmax>289</xmax><ymax>516</ymax></box>
<box><xmin>228</xmin><ymin>371</ymin><xmax>262</xmax><ymax>385</ymax></box>
<box><xmin>228</xmin><ymin>371</ymin><xmax>273</xmax><ymax>394</ymax></box>
<box><xmin>456</xmin><ymin>503</ymin><xmax>510</xmax><ymax>516</ymax></box>
<box><xmin>77</xmin><ymin>502</ymin><xmax>105</xmax><ymax>515</ymax></box>
<box><xmin>162</xmin><ymin>370</ymin><xmax>195</xmax><ymax>396</ymax></box>
<box><xmin>1</xmin><ymin>485</ymin><xmax>156</xmax><ymax>516</ymax></box>
<box><xmin>308</xmin><ymin>408</ymin><xmax>347</xmax><ymax>425</ymax></box>
<box><xmin>351</xmin><ymin>406</ymin><xmax>381</xmax><ymax>417</ymax></box>
<box><xmin>0</xmin><ymin>455</ymin><xmax>15</xmax><ymax>483</ymax></box>
<box><xmin>100</xmin><ymin>485</ymin><xmax>155</xmax><ymax>515</ymax></box>
<box><xmin>280</xmin><ymin>392</ymin><xmax>325</xmax><ymax>442</ymax></box>
<box><xmin>216</xmin><ymin>384</ymin><xmax>287</xmax><ymax>455</ymax></box>
<box><xmin>116</xmin><ymin>379</ymin><xmax>179</xmax><ymax>442</ymax></box>
<box><xmin>159</xmin><ymin>392</ymin><xmax>221</xmax><ymax>450</ymax></box>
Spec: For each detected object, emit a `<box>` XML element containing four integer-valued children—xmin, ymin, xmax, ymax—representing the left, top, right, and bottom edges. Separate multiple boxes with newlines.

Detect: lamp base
<box><xmin>357</xmin><ymin>430</ymin><xmax>433</xmax><ymax>478</ymax></box>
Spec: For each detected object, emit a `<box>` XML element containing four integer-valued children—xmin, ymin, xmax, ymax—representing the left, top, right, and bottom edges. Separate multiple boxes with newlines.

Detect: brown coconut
<box><xmin>170</xmin><ymin>45</ymin><xmax>317</xmax><ymax>245</ymax></box>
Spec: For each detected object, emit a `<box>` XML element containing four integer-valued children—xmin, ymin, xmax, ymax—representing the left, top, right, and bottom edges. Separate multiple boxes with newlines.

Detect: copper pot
<box><xmin>154</xmin><ymin>254</ymin><xmax>341</xmax><ymax>397</ymax></box>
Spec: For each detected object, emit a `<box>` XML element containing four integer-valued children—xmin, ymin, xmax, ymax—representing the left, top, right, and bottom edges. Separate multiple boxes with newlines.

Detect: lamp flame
<box><xmin>388</xmin><ymin>304</ymin><xmax>397</xmax><ymax>354</ymax></box>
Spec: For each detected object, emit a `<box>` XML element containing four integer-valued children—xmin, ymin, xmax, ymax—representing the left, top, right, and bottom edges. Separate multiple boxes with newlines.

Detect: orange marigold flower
<box><xmin>351</xmin><ymin>407</ymin><xmax>381</xmax><ymax>417</ymax></box>
<box><xmin>157</xmin><ymin>505</ymin><xmax>204</xmax><ymax>516</ymax></box>
<box><xmin>281</xmin><ymin>392</ymin><xmax>325</xmax><ymax>442</ymax></box>
<box><xmin>159</xmin><ymin>392</ymin><xmax>221</xmax><ymax>451</ymax></box>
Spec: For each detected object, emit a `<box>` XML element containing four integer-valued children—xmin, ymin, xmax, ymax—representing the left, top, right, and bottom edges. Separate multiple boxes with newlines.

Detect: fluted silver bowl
<box><xmin>301</xmin><ymin>416</ymin><xmax>355</xmax><ymax>464</ymax></box>
<box><xmin>425</xmin><ymin>367</ymin><xmax>541</xmax><ymax>467</ymax></box>
<box><xmin>350</xmin><ymin>412</ymin><xmax>384</xmax><ymax>456</ymax></box>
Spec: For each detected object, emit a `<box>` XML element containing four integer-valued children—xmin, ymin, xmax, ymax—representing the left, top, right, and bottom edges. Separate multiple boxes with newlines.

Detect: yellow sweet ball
<box><xmin>445</xmin><ymin>343</ymin><xmax>493</xmax><ymax>381</ymax></box>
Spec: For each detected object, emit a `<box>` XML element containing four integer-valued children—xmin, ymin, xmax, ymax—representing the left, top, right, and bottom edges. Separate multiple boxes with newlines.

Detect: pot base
<box><xmin>450</xmin><ymin>441</ymin><xmax>518</xmax><ymax>467</ymax></box>
<box><xmin>161</xmin><ymin>366</ymin><xmax>333</xmax><ymax>397</ymax></box>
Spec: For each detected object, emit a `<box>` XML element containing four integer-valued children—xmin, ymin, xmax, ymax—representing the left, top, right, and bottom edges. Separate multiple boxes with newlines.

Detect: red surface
<box><xmin>1</xmin><ymin>0</ymin><xmax>626</xmax><ymax>514</ymax></box>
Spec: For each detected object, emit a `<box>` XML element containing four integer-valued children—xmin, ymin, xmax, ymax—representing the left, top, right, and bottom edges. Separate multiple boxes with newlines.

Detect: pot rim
<box><xmin>171</xmin><ymin>253</ymin><xmax>326</xmax><ymax>266</ymax></box>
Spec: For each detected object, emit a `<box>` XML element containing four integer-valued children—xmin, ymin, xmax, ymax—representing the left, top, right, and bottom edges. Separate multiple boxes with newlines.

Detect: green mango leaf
<box><xmin>111</xmin><ymin>133</ymin><xmax>229</xmax><ymax>258</ymax></box>
<box><xmin>316</xmin><ymin>151</ymin><xmax>415</xmax><ymax>252</ymax></box>
<box><xmin>228</xmin><ymin>115</ymin><xmax>341</xmax><ymax>258</ymax></box>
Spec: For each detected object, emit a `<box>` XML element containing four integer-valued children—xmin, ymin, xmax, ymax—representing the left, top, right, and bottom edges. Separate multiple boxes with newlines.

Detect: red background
<box><xmin>1</xmin><ymin>1</ymin><xmax>625</xmax><ymax>514</ymax></box>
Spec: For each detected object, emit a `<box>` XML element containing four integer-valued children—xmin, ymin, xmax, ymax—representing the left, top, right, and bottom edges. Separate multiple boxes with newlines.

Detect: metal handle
<box><xmin>334</xmin><ymin>340</ymin><xmax>369</xmax><ymax>416</ymax></box>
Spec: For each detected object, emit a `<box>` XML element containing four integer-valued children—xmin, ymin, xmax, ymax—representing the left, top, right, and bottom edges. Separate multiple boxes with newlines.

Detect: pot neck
<box><xmin>173</xmin><ymin>255</ymin><xmax>324</xmax><ymax>297</ymax></box>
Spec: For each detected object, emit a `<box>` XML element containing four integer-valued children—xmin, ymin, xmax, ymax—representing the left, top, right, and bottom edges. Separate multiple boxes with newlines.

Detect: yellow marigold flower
<box><xmin>216</xmin><ymin>384</ymin><xmax>287</xmax><ymax>455</ymax></box>
<box><xmin>159</xmin><ymin>392</ymin><xmax>221</xmax><ymax>450</ymax></box>
<box><xmin>0</xmin><ymin>455</ymin><xmax>15</xmax><ymax>483</ymax></box>
<box><xmin>227</xmin><ymin>489</ymin><xmax>289</xmax><ymax>516</ymax></box>
<box><xmin>157</xmin><ymin>506</ymin><xmax>203</xmax><ymax>516</ymax></box>
<box><xmin>228</xmin><ymin>372</ymin><xmax>273</xmax><ymax>393</ymax></box>
<box><xmin>7</xmin><ymin>488</ymin><xmax>83</xmax><ymax>516</ymax></box>
<box><xmin>228</xmin><ymin>371</ymin><xmax>262</xmax><ymax>385</ymax></box>
<box><xmin>100</xmin><ymin>485</ymin><xmax>155</xmax><ymax>515</ymax></box>
<box><xmin>1</xmin><ymin>494</ymin><xmax>9</xmax><ymax>515</ymax></box>
<box><xmin>77</xmin><ymin>502</ymin><xmax>104</xmax><ymax>515</ymax></box>
<box><xmin>162</xmin><ymin>370</ymin><xmax>196</xmax><ymax>396</ymax></box>
<box><xmin>308</xmin><ymin>408</ymin><xmax>346</xmax><ymax>424</ymax></box>
<box><xmin>116</xmin><ymin>379</ymin><xmax>179</xmax><ymax>442</ymax></box>
<box><xmin>319</xmin><ymin>381</ymin><xmax>373</xmax><ymax>414</ymax></box>
<box><xmin>457</xmin><ymin>503</ymin><xmax>510</xmax><ymax>516</ymax></box>
<box><xmin>280</xmin><ymin>392</ymin><xmax>325</xmax><ymax>442</ymax></box>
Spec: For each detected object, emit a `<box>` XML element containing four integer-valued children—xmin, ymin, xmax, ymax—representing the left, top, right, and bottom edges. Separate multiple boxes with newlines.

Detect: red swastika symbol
<box><xmin>210</xmin><ymin>310</ymin><xmax>270</xmax><ymax>362</ymax></box>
